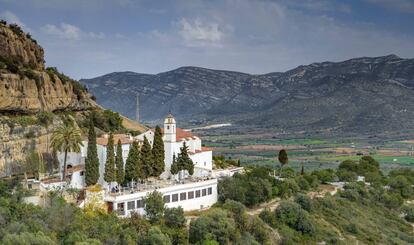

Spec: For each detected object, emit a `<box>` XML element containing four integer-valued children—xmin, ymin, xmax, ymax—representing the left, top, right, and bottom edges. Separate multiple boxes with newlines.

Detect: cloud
<box><xmin>41</xmin><ymin>23</ymin><xmax>104</xmax><ymax>41</ymax></box>
<box><xmin>178</xmin><ymin>18</ymin><xmax>225</xmax><ymax>47</ymax></box>
<box><xmin>365</xmin><ymin>0</ymin><xmax>414</xmax><ymax>13</ymax></box>
<box><xmin>0</xmin><ymin>11</ymin><xmax>28</xmax><ymax>30</ymax></box>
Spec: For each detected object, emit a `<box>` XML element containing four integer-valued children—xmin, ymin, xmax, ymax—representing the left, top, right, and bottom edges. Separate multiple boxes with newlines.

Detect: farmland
<box><xmin>199</xmin><ymin>130</ymin><xmax>414</xmax><ymax>173</ymax></box>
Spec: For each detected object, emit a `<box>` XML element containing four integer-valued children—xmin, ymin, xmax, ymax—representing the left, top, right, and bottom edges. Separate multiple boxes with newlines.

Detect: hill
<box><xmin>81</xmin><ymin>55</ymin><xmax>414</xmax><ymax>134</ymax></box>
<box><xmin>0</xmin><ymin>21</ymin><xmax>145</xmax><ymax>177</ymax></box>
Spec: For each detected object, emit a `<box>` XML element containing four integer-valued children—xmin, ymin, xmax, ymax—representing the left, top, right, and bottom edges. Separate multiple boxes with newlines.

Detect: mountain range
<box><xmin>81</xmin><ymin>55</ymin><xmax>414</xmax><ymax>134</ymax></box>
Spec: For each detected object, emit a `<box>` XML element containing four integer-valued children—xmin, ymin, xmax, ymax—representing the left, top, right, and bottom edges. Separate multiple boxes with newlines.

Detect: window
<box><xmin>172</xmin><ymin>194</ymin><xmax>179</xmax><ymax>202</ymax></box>
<box><xmin>164</xmin><ymin>195</ymin><xmax>170</xmax><ymax>203</ymax></box>
<box><xmin>195</xmin><ymin>190</ymin><xmax>201</xmax><ymax>198</ymax></box>
<box><xmin>202</xmin><ymin>189</ymin><xmax>207</xmax><ymax>196</ymax></box>
<box><xmin>137</xmin><ymin>199</ymin><xmax>145</xmax><ymax>208</ymax></box>
<box><xmin>208</xmin><ymin>187</ymin><xmax>212</xmax><ymax>195</ymax></box>
<box><xmin>167</xmin><ymin>125</ymin><xmax>170</xmax><ymax>130</ymax></box>
<box><xmin>180</xmin><ymin>192</ymin><xmax>186</xmax><ymax>201</ymax></box>
<box><xmin>188</xmin><ymin>191</ymin><xmax>194</xmax><ymax>199</ymax></box>
<box><xmin>80</xmin><ymin>171</ymin><xmax>84</xmax><ymax>176</ymax></box>
<box><xmin>127</xmin><ymin>201</ymin><xmax>135</xmax><ymax>210</ymax></box>
<box><xmin>204</xmin><ymin>162</ymin><xmax>206</xmax><ymax>166</ymax></box>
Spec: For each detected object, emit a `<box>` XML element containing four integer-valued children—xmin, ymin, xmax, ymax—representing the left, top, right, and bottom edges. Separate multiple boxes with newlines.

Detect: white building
<box><xmin>138</xmin><ymin>114</ymin><xmax>213</xmax><ymax>179</ymax></box>
<box><xmin>57</xmin><ymin>114</ymin><xmax>218</xmax><ymax>215</ymax></box>
<box><xmin>105</xmin><ymin>178</ymin><xmax>217</xmax><ymax>217</ymax></box>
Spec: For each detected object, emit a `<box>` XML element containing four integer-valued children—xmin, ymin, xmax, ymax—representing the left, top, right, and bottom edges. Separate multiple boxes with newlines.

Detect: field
<box><xmin>199</xmin><ymin>130</ymin><xmax>414</xmax><ymax>173</ymax></box>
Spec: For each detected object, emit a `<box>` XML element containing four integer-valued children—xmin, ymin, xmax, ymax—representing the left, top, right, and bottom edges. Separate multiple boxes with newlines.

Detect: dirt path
<box><xmin>246</xmin><ymin>197</ymin><xmax>281</xmax><ymax>216</ymax></box>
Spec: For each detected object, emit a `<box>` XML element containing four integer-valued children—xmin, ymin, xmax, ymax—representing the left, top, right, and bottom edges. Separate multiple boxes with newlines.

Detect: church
<box><xmin>57</xmin><ymin>114</ymin><xmax>218</xmax><ymax>216</ymax></box>
<box><xmin>136</xmin><ymin>114</ymin><xmax>213</xmax><ymax>179</ymax></box>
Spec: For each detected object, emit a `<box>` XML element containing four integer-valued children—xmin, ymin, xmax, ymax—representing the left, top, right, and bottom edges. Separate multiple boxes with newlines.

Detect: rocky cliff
<box><xmin>0</xmin><ymin>22</ymin><xmax>95</xmax><ymax>114</ymax></box>
<box><xmin>0</xmin><ymin>22</ymin><xmax>97</xmax><ymax>177</ymax></box>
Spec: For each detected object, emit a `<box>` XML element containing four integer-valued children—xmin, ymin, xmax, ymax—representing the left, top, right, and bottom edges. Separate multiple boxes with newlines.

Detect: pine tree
<box><xmin>85</xmin><ymin>119</ymin><xmax>99</xmax><ymax>186</ymax></box>
<box><xmin>140</xmin><ymin>136</ymin><xmax>154</xmax><ymax>180</ymax></box>
<box><xmin>152</xmin><ymin>125</ymin><xmax>165</xmax><ymax>177</ymax></box>
<box><xmin>115</xmin><ymin>139</ymin><xmax>125</xmax><ymax>184</ymax></box>
<box><xmin>176</xmin><ymin>142</ymin><xmax>194</xmax><ymax>177</ymax></box>
<box><xmin>125</xmin><ymin>141</ymin><xmax>139</xmax><ymax>183</ymax></box>
<box><xmin>104</xmin><ymin>133</ymin><xmax>116</xmax><ymax>183</ymax></box>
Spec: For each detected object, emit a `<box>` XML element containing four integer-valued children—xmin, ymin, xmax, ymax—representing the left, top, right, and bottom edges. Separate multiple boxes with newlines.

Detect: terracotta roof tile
<box><xmin>160</xmin><ymin>128</ymin><xmax>194</xmax><ymax>141</ymax></box>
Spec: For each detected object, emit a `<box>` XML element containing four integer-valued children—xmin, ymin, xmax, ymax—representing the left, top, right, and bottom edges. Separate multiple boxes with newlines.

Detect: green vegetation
<box><xmin>278</xmin><ymin>149</ymin><xmax>288</xmax><ymax>170</ymax></box>
<box><xmin>140</xmin><ymin>136</ymin><xmax>154</xmax><ymax>180</ymax></box>
<box><xmin>115</xmin><ymin>139</ymin><xmax>125</xmax><ymax>184</ymax></box>
<box><xmin>45</xmin><ymin>67</ymin><xmax>87</xmax><ymax>99</ymax></box>
<box><xmin>125</xmin><ymin>141</ymin><xmax>140</xmax><ymax>183</ymax></box>
<box><xmin>85</xmin><ymin>119</ymin><xmax>100</xmax><ymax>186</ymax></box>
<box><xmin>170</xmin><ymin>142</ymin><xmax>194</xmax><ymax>178</ymax></box>
<box><xmin>51</xmin><ymin>122</ymin><xmax>83</xmax><ymax>180</ymax></box>
<box><xmin>212</xmin><ymin>155</ymin><xmax>240</xmax><ymax>169</ymax></box>
<box><xmin>152</xmin><ymin>125</ymin><xmax>165</xmax><ymax>176</ymax></box>
<box><xmin>216</xmin><ymin>156</ymin><xmax>414</xmax><ymax>244</ymax></box>
<box><xmin>145</xmin><ymin>191</ymin><xmax>165</xmax><ymax>224</ymax></box>
<box><xmin>104</xmin><ymin>133</ymin><xmax>116</xmax><ymax>183</ymax></box>
<box><xmin>82</xmin><ymin>109</ymin><xmax>125</xmax><ymax>133</ymax></box>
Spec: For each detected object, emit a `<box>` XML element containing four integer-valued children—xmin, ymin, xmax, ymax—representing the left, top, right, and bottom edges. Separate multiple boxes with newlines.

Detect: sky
<box><xmin>0</xmin><ymin>0</ymin><xmax>413</xmax><ymax>79</ymax></box>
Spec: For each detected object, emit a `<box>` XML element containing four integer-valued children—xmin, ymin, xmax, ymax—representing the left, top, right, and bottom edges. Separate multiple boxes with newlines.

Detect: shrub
<box><xmin>276</xmin><ymin>178</ymin><xmax>300</xmax><ymax>199</ymax></box>
<box><xmin>402</xmin><ymin>206</ymin><xmax>414</xmax><ymax>222</ymax></box>
<box><xmin>37</xmin><ymin>112</ymin><xmax>54</xmax><ymax>126</ymax></box>
<box><xmin>296</xmin><ymin>175</ymin><xmax>310</xmax><ymax>191</ymax></box>
<box><xmin>388</xmin><ymin>176</ymin><xmax>413</xmax><ymax>199</ymax></box>
<box><xmin>294</xmin><ymin>194</ymin><xmax>313</xmax><ymax>212</ymax></box>
<box><xmin>275</xmin><ymin>201</ymin><xmax>314</xmax><ymax>234</ymax></box>
<box><xmin>164</xmin><ymin>207</ymin><xmax>185</xmax><ymax>228</ymax></box>
<box><xmin>259</xmin><ymin>208</ymin><xmax>276</xmax><ymax>227</ymax></box>
<box><xmin>311</xmin><ymin>169</ymin><xmax>335</xmax><ymax>183</ymax></box>
<box><xmin>189</xmin><ymin>209</ymin><xmax>237</xmax><ymax>245</ymax></box>
<box><xmin>380</xmin><ymin>192</ymin><xmax>403</xmax><ymax>209</ymax></box>
<box><xmin>337</xmin><ymin>170</ymin><xmax>357</xmax><ymax>182</ymax></box>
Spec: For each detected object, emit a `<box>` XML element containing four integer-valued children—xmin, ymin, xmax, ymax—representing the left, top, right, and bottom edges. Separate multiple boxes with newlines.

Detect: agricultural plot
<box><xmin>202</xmin><ymin>133</ymin><xmax>414</xmax><ymax>172</ymax></box>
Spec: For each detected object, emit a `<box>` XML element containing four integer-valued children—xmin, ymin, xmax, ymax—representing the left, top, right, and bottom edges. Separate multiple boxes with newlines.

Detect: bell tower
<box><xmin>164</xmin><ymin>113</ymin><xmax>176</xmax><ymax>143</ymax></box>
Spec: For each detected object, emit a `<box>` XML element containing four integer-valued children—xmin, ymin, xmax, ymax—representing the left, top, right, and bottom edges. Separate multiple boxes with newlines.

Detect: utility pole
<box><xmin>135</xmin><ymin>93</ymin><xmax>140</xmax><ymax>123</ymax></box>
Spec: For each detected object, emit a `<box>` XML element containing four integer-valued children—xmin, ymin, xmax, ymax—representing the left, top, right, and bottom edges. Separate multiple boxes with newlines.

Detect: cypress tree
<box><xmin>152</xmin><ymin>125</ymin><xmax>165</xmax><ymax>177</ymax></box>
<box><xmin>116</xmin><ymin>139</ymin><xmax>125</xmax><ymax>184</ymax></box>
<box><xmin>170</xmin><ymin>154</ymin><xmax>179</xmax><ymax>175</ymax></box>
<box><xmin>125</xmin><ymin>141</ymin><xmax>139</xmax><ymax>183</ymax></box>
<box><xmin>85</xmin><ymin>119</ymin><xmax>99</xmax><ymax>186</ymax></box>
<box><xmin>140</xmin><ymin>136</ymin><xmax>154</xmax><ymax>180</ymax></box>
<box><xmin>104</xmin><ymin>133</ymin><xmax>116</xmax><ymax>183</ymax></box>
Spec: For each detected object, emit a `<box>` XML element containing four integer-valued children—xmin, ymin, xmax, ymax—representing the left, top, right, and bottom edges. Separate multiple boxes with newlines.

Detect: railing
<box><xmin>107</xmin><ymin>176</ymin><xmax>216</xmax><ymax>196</ymax></box>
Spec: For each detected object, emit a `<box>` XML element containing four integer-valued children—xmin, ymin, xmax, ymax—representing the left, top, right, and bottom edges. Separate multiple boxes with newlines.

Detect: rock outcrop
<box><xmin>0</xmin><ymin>22</ymin><xmax>95</xmax><ymax>114</ymax></box>
<box><xmin>0</xmin><ymin>22</ymin><xmax>96</xmax><ymax>176</ymax></box>
<box><xmin>0</xmin><ymin>23</ymin><xmax>44</xmax><ymax>71</ymax></box>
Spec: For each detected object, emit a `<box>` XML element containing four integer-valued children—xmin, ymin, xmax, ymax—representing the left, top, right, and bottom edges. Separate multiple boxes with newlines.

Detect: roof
<box><xmin>96</xmin><ymin>134</ymin><xmax>134</xmax><ymax>146</ymax></box>
<box><xmin>160</xmin><ymin>128</ymin><xmax>197</xmax><ymax>141</ymax></box>
<box><xmin>190</xmin><ymin>147</ymin><xmax>213</xmax><ymax>155</ymax></box>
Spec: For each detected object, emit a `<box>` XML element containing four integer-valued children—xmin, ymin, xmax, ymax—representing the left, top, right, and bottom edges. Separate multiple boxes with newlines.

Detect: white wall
<box><xmin>70</xmin><ymin>171</ymin><xmax>85</xmax><ymax>189</ymax></box>
<box><xmin>105</xmin><ymin>179</ymin><xmax>218</xmax><ymax>217</ymax></box>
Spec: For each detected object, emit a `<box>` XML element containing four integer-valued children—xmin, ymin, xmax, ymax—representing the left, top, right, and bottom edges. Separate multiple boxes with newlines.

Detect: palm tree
<box><xmin>51</xmin><ymin>123</ymin><xmax>83</xmax><ymax>181</ymax></box>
